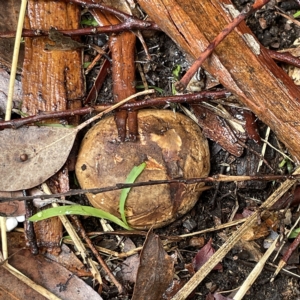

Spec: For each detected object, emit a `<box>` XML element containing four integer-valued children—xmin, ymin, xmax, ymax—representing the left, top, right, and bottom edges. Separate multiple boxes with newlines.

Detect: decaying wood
<box><xmin>110</xmin><ymin>32</ymin><xmax>137</xmax><ymax>141</ymax></box>
<box><xmin>22</xmin><ymin>0</ymin><xmax>84</xmax><ymax>253</ymax></box>
<box><xmin>91</xmin><ymin>5</ymin><xmax>138</xmax><ymax>141</ymax></box>
<box><xmin>137</xmin><ymin>0</ymin><xmax>300</xmax><ymax>162</ymax></box>
<box><xmin>191</xmin><ymin>104</ymin><xmax>245</xmax><ymax>157</ymax></box>
<box><xmin>0</xmin><ymin>0</ymin><xmax>24</xmax><ymax>72</ymax></box>
<box><xmin>22</xmin><ymin>0</ymin><xmax>84</xmax><ymax>118</ymax></box>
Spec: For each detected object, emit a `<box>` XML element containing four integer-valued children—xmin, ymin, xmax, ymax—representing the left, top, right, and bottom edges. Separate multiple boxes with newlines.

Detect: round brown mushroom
<box><xmin>75</xmin><ymin>109</ymin><xmax>210</xmax><ymax>229</ymax></box>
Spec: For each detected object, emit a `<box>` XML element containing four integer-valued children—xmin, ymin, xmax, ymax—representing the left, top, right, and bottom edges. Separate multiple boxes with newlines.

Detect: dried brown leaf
<box><xmin>132</xmin><ymin>230</ymin><xmax>174</xmax><ymax>300</ymax></box>
<box><xmin>0</xmin><ymin>126</ymin><xmax>76</xmax><ymax>191</ymax></box>
<box><xmin>1</xmin><ymin>232</ymin><xmax>102</xmax><ymax>299</ymax></box>
<box><xmin>191</xmin><ymin>104</ymin><xmax>244</xmax><ymax>157</ymax></box>
<box><xmin>193</xmin><ymin>238</ymin><xmax>222</xmax><ymax>271</ymax></box>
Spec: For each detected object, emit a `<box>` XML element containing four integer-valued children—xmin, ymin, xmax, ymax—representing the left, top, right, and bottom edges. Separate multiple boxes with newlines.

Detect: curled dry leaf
<box><xmin>191</xmin><ymin>104</ymin><xmax>244</xmax><ymax>157</ymax></box>
<box><xmin>132</xmin><ymin>230</ymin><xmax>174</xmax><ymax>300</ymax></box>
<box><xmin>2</xmin><ymin>232</ymin><xmax>102</xmax><ymax>299</ymax></box>
<box><xmin>193</xmin><ymin>238</ymin><xmax>222</xmax><ymax>271</ymax></box>
<box><xmin>0</xmin><ymin>126</ymin><xmax>77</xmax><ymax>191</ymax></box>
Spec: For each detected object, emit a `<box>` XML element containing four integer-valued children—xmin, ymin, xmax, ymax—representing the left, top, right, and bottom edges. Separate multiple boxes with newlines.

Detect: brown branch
<box><xmin>0</xmin><ymin>0</ymin><xmax>159</xmax><ymax>38</ymax></box>
<box><xmin>0</xmin><ymin>174</ymin><xmax>298</xmax><ymax>203</ymax></box>
<box><xmin>110</xmin><ymin>31</ymin><xmax>137</xmax><ymax>141</ymax></box>
<box><xmin>0</xmin><ymin>22</ymin><xmax>159</xmax><ymax>38</ymax></box>
<box><xmin>271</xmin><ymin>230</ymin><xmax>300</xmax><ymax>281</ymax></box>
<box><xmin>268</xmin><ymin>49</ymin><xmax>300</xmax><ymax>69</ymax></box>
<box><xmin>0</xmin><ymin>90</ymin><xmax>227</xmax><ymax>129</ymax></box>
<box><xmin>175</xmin><ymin>0</ymin><xmax>271</xmax><ymax>92</ymax></box>
<box><xmin>70</xmin><ymin>215</ymin><xmax>125</xmax><ymax>294</ymax></box>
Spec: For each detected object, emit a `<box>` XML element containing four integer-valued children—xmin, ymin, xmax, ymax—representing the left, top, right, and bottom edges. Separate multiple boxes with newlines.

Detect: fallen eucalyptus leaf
<box><xmin>0</xmin><ymin>90</ymin><xmax>154</xmax><ymax>192</ymax></box>
<box><xmin>132</xmin><ymin>230</ymin><xmax>174</xmax><ymax>300</ymax></box>
<box><xmin>0</xmin><ymin>126</ymin><xmax>77</xmax><ymax>191</ymax></box>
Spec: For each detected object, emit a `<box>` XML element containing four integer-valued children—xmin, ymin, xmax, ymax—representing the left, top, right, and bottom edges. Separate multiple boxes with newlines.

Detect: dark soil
<box><xmin>80</xmin><ymin>1</ymin><xmax>300</xmax><ymax>299</ymax></box>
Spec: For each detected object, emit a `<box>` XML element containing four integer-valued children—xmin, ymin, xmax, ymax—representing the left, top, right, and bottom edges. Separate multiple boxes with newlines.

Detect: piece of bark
<box><xmin>191</xmin><ymin>104</ymin><xmax>244</xmax><ymax>157</ymax></box>
<box><xmin>137</xmin><ymin>0</ymin><xmax>300</xmax><ymax>162</ymax></box>
<box><xmin>22</xmin><ymin>0</ymin><xmax>84</xmax><ymax>253</ymax></box>
<box><xmin>22</xmin><ymin>0</ymin><xmax>84</xmax><ymax>118</ymax></box>
<box><xmin>110</xmin><ymin>32</ymin><xmax>137</xmax><ymax>141</ymax></box>
<box><xmin>91</xmin><ymin>6</ymin><xmax>137</xmax><ymax>141</ymax></box>
<box><xmin>0</xmin><ymin>0</ymin><xmax>24</xmax><ymax>72</ymax></box>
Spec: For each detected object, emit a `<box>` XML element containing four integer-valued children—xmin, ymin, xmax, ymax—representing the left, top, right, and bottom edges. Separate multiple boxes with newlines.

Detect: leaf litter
<box><xmin>0</xmin><ymin>89</ymin><xmax>153</xmax><ymax>192</ymax></box>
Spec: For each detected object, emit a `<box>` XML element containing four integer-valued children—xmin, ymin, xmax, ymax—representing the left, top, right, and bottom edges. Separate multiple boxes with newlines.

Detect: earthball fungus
<box><xmin>75</xmin><ymin>109</ymin><xmax>210</xmax><ymax>229</ymax></box>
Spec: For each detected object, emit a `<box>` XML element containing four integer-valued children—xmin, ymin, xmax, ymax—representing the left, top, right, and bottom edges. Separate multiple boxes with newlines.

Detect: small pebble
<box><xmin>6</xmin><ymin>217</ymin><xmax>18</xmax><ymax>232</ymax></box>
<box><xmin>189</xmin><ymin>236</ymin><xmax>205</xmax><ymax>248</ymax></box>
<box><xmin>183</xmin><ymin>218</ymin><xmax>197</xmax><ymax>231</ymax></box>
<box><xmin>16</xmin><ymin>215</ymin><xmax>25</xmax><ymax>222</ymax></box>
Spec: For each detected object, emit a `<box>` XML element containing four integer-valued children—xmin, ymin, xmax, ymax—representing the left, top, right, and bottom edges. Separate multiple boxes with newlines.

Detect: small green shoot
<box><xmin>29</xmin><ymin>162</ymin><xmax>146</xmax><ymax>230</ymax></box>
<box><xmin>29</xmin><ymin>205</ymin><xmax>132</xmax><ymax>230</ymax></box>
<box><xmin>119</xmin><ymin>162</ymin><xmax>146</xmax><ymax>227</ymax></box>
<box><xmin>172</xmin><ymin>64</ymin><xmax>181</xmax><ymax>79</ymax></box>
<box><xmin>289</xmin><ymin>227</ymin><xmax>300</xmax><ymax>238</ymax></box>
<box><xmin>278</xmin><ymin>158</ymin><xmax>287</xmax><ymax>169</ymax></box>
<box><xmin>294</xmin><ymin>11</ymin><xmax>300</xmax><ymax>18</ymax></box>
<box><xmin>80</xmin><ymin>19</ymin><xmax>99</xmax><ymax>26</ymax></box>
<box><xmin>136</xmin><ymin>85</ymin><xmax>164</xmax><ymax>94</ymax></box>
<box><xmin>12</xmin><ymin>108</ymin><xmax>28</xmax><ymax>118</ymax></box>
<box><xmin>172</xmin><ymin>65</ymin><xmax>181</xmax><ymax>98</ymax></box>
<box><xmin>278</xmin><ymin>158</ymin><xmax>293</xmax><ymax>174</ymax></box>
<box><xmin>83</xmin><ymin>62</ymin><xmax>91</xmax><ymax>69</ymax></box>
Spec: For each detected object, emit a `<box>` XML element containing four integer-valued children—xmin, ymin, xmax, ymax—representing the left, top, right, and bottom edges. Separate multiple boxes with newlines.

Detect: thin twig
<box><xmin>257</xmin><ymin>126</ymin><xmax>271</xmax><ymax>172</ymax></box>
<box><xmin>268</xmin><ymin>49</ymin><xmax>300</xmax><ymax>68</ymax></box>
<box><xmin>41</xmin><ymin>183</ymin><xmax>102</xmax><ymax>284</ymax></box>
<box><xmin>71</xmin><ymin>216</ymin><xmax>125</xmax><ymax>294</ymax></box>
<box><xmin>0</xmin><ymin>173</ymin><xmax>299</xmax><ymax>203</ymax></box>
<box><xmin>233</xmin><ymin>235</ymin><xmax>279</xmax><ymax>300</ymax></box>
<box><xmin>0</xmin><ymin>90</ymin><xmax>228</xmax><ymax>129</ymax></box>
<box><xmin>175</xmin><ymin>0</ymin><xmax>270</xmax><ymax>91</ymax></box>
<box><xmin>270</xmin><ymin>214</ymin><xmax>300</xmax><ymax>281</ymax></box>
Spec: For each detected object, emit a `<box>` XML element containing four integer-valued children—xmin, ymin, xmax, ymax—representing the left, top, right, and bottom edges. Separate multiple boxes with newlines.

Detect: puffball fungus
<box><xmin>75</xmin><ymin>109</ymin><xmax>210</xmax><ymax>229</ymax></box>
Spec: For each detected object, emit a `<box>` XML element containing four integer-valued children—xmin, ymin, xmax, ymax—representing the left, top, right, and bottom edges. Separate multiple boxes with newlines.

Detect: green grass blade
<box><xmin>29</xmin><ymin>205</ymin><xmax>131</xmax><ymax>230</ymax></box>
<box><xmin>119</xmin><ymin>162</ymin><xmax>146</xmax><ymax>227</ymax></box>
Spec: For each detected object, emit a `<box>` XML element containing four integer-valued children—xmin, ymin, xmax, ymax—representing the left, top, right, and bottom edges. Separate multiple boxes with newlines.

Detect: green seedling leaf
<box><xmin>172</xmin><ymin>65</ymin><xmax>181</xmax><ymax>96</ymax></box>
<box><xmin>136</xmin><ymin>85</ymin><xmax>164</xmax><ymax>94</ymax></box>
<box><xmin>80</xmin><ymin>19</ymin><xmax>99</xmax><ymax>26</ymax></box>
<box><xmin>172</xmin><ymin>65</ymin><xmax>181</xmax><ymax>79</ymax></box>
<box><xmin>294</xmin><ymin>11</ymin><xmax>300</xmax><ymax>18</ymax></box>
<box><xmin>119</xmin><ymin>162</ymin><xmax>146</xmax><ymax>227</ymax></box>
<box><xmin>289</xmin><ymin>227</ymin><xmax>300</xmax><ymax>238</ymax></box>
<box><xmin>278</xmin><ymin>158</ymin><xmax>287</xmax><ymax>169</ymax></box>
<box><xmin>287</xmin><ymin>160</ymin><xmax>293</xmax><ymax>174</ymax></box>
<box><xmin>29</xmin><ymin>205</ymin><xmax>131</xmax><ymax>230</ymax></box>
<box><xmin>83</xmin><ymin>62</ymin><xmax>91</xmax><ymax>69</ymax></box>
